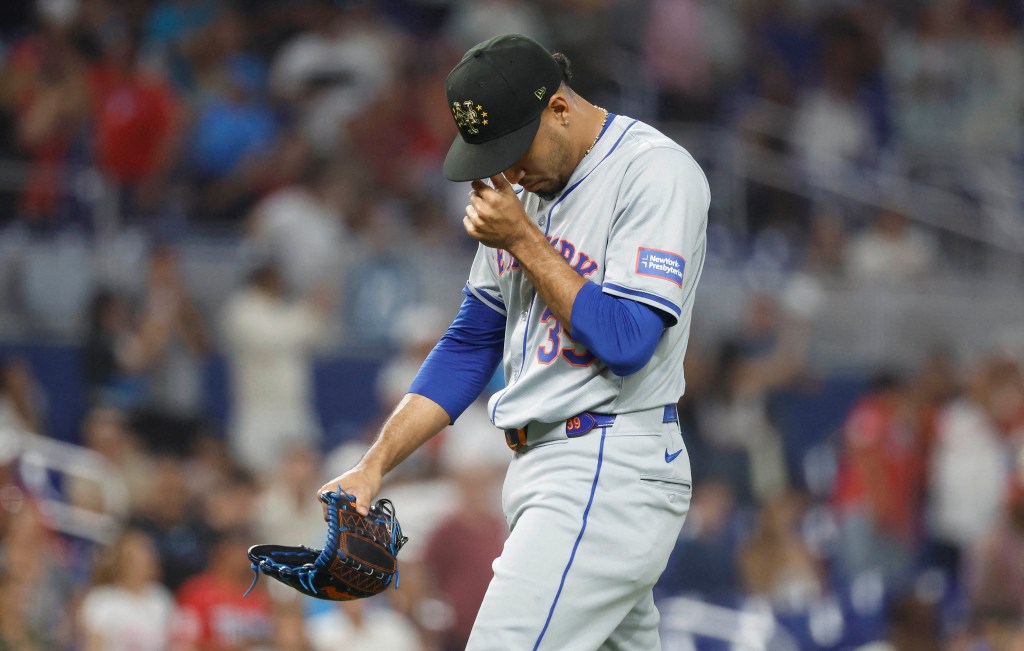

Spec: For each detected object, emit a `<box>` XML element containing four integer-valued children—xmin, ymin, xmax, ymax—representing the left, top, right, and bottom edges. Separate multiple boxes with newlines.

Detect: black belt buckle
<box><xmin>504</xmin><ymin>427</ymin><xmax>527</xmax><ymax>451</ymax></box>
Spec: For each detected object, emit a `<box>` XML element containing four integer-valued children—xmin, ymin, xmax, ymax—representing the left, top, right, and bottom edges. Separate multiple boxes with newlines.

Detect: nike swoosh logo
<box><xmin>665</xmin><ymin>448</ymin><xmax>683</xmax><ymax>463</ymax></box>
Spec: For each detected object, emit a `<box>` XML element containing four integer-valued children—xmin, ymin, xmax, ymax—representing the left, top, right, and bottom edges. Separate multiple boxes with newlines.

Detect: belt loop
<box><xmin>504</xmin><ymin>427</ymin><xmax>527</xmax><ymax>451</ymax></box>
<box><xmin>663</xmin><ymin>404</ymin><xmax>678</xmax><ymax>424</ymax></box>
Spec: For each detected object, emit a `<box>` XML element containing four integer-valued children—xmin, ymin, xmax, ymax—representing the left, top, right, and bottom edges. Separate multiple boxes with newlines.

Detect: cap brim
<box><xmin>443</xmin><ymin>114</ymin><xmax>541</xmax><ymax>182</ymax></box>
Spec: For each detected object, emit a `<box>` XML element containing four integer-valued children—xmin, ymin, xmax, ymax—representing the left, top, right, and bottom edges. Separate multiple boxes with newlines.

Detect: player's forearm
<box><xmin>507</xmin><ymin>226</ymin><xmax>586</xmax><ymax>326</ymax></box>
<box><xmin>357</xmin><ymin>393</ymin><xmax>451</xmax><ymax>477</ymax></box>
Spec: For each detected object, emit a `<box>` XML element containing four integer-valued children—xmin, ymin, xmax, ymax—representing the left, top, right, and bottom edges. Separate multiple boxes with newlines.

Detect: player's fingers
<box><xmin>470</xmin><ymin>179</ymin><xmax>492</xmax><ymax>195</ymax></box>
<box><xmin>318</xmin><ymin>484</ymin><xmax>371</xmax><ymax>518</ymax></box>
<box><xmin>465</xmin><ymin>203</ymin><xmax>481</xmax><ymax>221</ymax></box>
<box><xmin>469</xmin><ymin>191</ymin><xmax>488</xmax><ymax>212</ymax></box>
<box><xmin>490</xmin><ymin>173</ymin><xmax>512</xmax><ymax>193</ymax></box>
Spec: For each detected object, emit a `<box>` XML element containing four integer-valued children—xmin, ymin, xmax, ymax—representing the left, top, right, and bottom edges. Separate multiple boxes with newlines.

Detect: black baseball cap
<box><xmin>443</xmin><ymin>34</ymin><xmax>563</xmax><ymax>182</ymax></box>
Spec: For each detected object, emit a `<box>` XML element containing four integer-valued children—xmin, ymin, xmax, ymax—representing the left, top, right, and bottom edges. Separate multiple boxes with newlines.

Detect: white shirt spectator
<box><xmin>848</xmin><ymin>211</ymin><xmax>937</xmax><ymax>283</ymax></box>
<box><xmin>792</xmin><ymin>88</ymin><xmax>874</xmax><ymax>177</ymax></box>
<box><xmin>269</xmin><ymin>20</ymin><xmax>394</xmax><ymax>153</ymax></box>
<box><xmin>928</xmin><ymin>398</ymin><xmax>1009</xmax><ymax>550</ymax></box>
<box><xmin>221</xmin><ymin>282</ymin><xmax>326</xmax><ymax>473</ymax></box>
<box><xmin>248</xmin><ymin>186</ymin><xmax>348</xmax><ymax>295</ymax></box>
<box><xmin>79</xmin><ymin>584</ymin><xmax>174</xmax><ymax>651</ymax></box>
<box><xmin>307</xmin><ymin>601</ymin><xmax>423</xmax><ymax>651</ymax></box>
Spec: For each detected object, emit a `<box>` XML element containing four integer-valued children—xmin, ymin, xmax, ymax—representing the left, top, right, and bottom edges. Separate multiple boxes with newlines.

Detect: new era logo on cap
<box><xmin>443</xmin><ymin>34</ymin><xmax>564</xmax><ymax>182</ymax></box>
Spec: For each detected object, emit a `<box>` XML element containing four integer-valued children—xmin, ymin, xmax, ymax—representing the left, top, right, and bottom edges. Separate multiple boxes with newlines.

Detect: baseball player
<box><xmin>319</xmin><ymin>34</ymin><xmax>709</xmax><ymax>650</ymax></box>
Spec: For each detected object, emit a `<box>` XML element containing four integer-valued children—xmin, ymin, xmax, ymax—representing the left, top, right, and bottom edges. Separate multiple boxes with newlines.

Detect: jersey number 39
<box><xmin>537</xmin><ymin>307</ymin><xmax>595</xmax><ymax>367</ymax></box>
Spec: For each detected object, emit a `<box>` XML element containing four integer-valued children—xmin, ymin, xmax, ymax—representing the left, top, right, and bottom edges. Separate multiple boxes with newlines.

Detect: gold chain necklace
<box><xmin>583</xmin><ymin>108</ymin><xmax>609</xmax><ymax>158</ymax></box>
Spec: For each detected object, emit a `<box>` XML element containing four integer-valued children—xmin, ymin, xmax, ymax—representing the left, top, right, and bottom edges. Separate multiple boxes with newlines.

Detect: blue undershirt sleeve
<box><xmin>569</xmin><ymin>281</ymin><xmax>670</xmax><ymax>377</ymax></box>
<box><xmin>408</xmin><ymin>292</ymin><xmax>505</xmax><ymax>423</ymax></box>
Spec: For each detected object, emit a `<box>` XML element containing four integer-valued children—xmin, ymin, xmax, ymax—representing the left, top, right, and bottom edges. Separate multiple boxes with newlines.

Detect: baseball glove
<box><xmin>245</xmin><ymin>489</ymin><xmax>408</xmax><ymax>601</ymax></box>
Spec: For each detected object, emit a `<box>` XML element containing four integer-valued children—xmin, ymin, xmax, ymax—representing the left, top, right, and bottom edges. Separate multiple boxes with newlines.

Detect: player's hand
<box><xmin>318</xmin><ymin>465</ymin><xmax>382</xmax><ymax>518</ymax></box>
<box><xmin>465</xmin><ymin>174</ymin><xmax>533</xmax><ymax>250</ymax></box>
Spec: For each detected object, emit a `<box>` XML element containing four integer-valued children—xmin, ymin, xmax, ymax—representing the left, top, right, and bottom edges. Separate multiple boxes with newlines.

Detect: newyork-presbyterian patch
<box><xmin>635</xmin><ymin>247</ymin><xmax>684</xmax><ymax>286</ymax></box>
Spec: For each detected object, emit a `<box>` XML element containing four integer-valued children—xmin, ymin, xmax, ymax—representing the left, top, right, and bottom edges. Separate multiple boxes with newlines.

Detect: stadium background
<box><xmin>0</xmin><ymin>0</ymin><xmax>1022</xmax><ymax>648</ymax></box>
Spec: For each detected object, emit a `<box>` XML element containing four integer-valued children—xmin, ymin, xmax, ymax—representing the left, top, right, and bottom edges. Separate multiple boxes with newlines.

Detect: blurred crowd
<box><xmin>2</xmin><ymin>282</ymin><xmax>1023</xmax><ymax>649</ymax></box>
<box><xmin>0</xmin><ymin>0</ymin><xmax>1022</xmax><ymax>649</ymax></box>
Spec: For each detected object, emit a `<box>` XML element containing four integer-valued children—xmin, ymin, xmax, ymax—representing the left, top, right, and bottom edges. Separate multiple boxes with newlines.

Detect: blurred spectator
<box><xmin>0</xmin><ymin>501</ymin><xmax>75</xmax><ymax>648</ymax></box>
<box><xmin>792</xmin><ymin>12</ymin><xmax>878</xmax><ymax>180</ymax></box>
<box><xmin>130</xmin><ymin>457</ymin><xmax>215</xmax><ymax>592</ymax></box>
<box><xmin>927</xmin><ymin>356</ymin><xmax>1020</xmax><ymax>578</ymax></box>
<box><xmin>82</xmin><ymin>288</ymin><xmax>158</xmax><ymax>411</ymax></box>
<box><xmin>885</xmin><ymin>3</ymin><xmax>969</xmax><ymax>155</ymax></box>
<box><xmin>181</xmin><ymin>434</ymin><xmax>241</xmax><ymax>499</ymax></box>
<box><xmin>8</xmin><ymin>13</ymin><xmax>92</xmax><ymax>227</ymax></box>
<box><xmin>800</xmin><ymin>207</ymin><xmax>849</xmax><ymax>278</ymax></box>
<box><xmin>172</xmin><ymin>527</ymin><xmax>273</xmax><ymax>651</ymax></box>
<box><xmin>0</xmin><ymin>356</ymin><xmax>47</xmax><ymax>434</ymax></box>
<box><xmin>444</xmin><ymin>0</ymin><xmax>551</xmax><ymax>52</ymax></box>
<box><xmin>643</xmin><ymin>0</ymin><xmax>744</xmax><ymax>122</ymax></box>
<box><xmin>68</xmin><ymin>406</ymin><xmax>155</xmax><ymax>513</ymax></box>
<box><xmin>342</xmin><ymin>201</ymin><xmax>421</xmax><ymax>349</ymax></box>
<box><xmin>144</xmin><ymin>0</ymin><xmax>225</xmax><ymax>59</ymax></box>
<box><xmin>854</xmin><ymin>593</ymin><xmax>942</xmax><ymax>651</ymax></box>
<box><xmin>268</xmin><ymin>4</ymin><xmax>396</xmax><ymax>155</ymax></box>
<box><xmin>957</xmin><ymin>606</ymin><xmax>1024</xmax><ymax>651</ymax></box>
<box><xmin>254</xmin><ymin>442</ymin><xmax>325</xmax><ymax>549</ymax></box>
<box><xmin>738</xmin><ymin>489</ymin><xmax>824</xmax><ymax>611</ymax></box>
<box><xmin>959</xmin><ymin>0</ymin><xmax>1024</xmax><ymax>156</ymax></box>
<box><xmin>200</xmin><ymin>465</ymin><xmax>258</xmax><ymax>536</ymax></box>
<box><xmin>306</xmin><ymin>600</ymin><xmax>423</xmax><ymax>651</ymax></box>
<box><xmin>187</xmin><ymin>9</ymin><xmax>278</xmax><ymax>223</ymax></box>
<box><xmin>220</xmin><ymin>261</ymin><xmax>329</xmax><ymax>474</ymax></box>
<box><xmin>0</xmin><ymin>570</ymin><xmax>46</xmax><ymax>650</ymax></box>
<box><xmin>697</xmin><ymin>293</ymin><xmax>806</xmax><ymax>505</ymax></box>
<box><xmin>832</xmin><ymin>372</ymin><xmax>921</xmax><ymax>582</ymax></box>
<box><xmin>968</xmin><ymin>483</ymin><xmax>1024</xmax><ymax>625</ymax></box>
<box><xmin>848</xmin><ymin>207</ymin><xmax>938</xmax><ymax>283</ymax></box>
<box><xmin>244</xmin><ymin>141</ymin><xmax>352</xmax><ymax>297</ymax></box>
<box><xmin>270</xmin><ymin>601</ymin><xmax>314</xmax><ymax>651</ymax></box>
<box><xmin>90</xmin><ymin>20</ymin><xmax>181</xmax><ymax>218</ymax></box>
<box><xmin>132</xmin><ymin>244</ymin><xmax>210</xmax><ymax>454</ymax></box>
<box><xmin>78</xmin><ymin>527</ymin><xmax>174</xmax><ymax>651</ymax></box>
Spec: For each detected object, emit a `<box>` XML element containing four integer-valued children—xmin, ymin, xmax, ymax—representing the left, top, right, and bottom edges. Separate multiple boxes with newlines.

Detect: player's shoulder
<box><xmin>614</xmin><ymin>118</ymin><xmax>702</xmax><ymax>172</ymax></box>
<box><xmin>613</xmin><ymin>117</ymin><xmax>709</xmax><ymax>194</ymax></box>
<box><xmin>614</xmin><ymin>118</ymin><xmax>686</xmax><ymax>155</ymax></box>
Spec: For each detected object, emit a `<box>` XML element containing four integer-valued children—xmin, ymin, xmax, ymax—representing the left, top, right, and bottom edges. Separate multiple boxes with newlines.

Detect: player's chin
<box><xmin>532</xmin><ymin>182</ymin><xmax>564</xmax><ymax>201</ymax></box>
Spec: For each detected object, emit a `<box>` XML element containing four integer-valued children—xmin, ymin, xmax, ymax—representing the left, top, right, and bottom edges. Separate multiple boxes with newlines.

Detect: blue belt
<box><xmin>504</xmin><ymin>404</ymin><xmax>678</xmax><ymax>451</ymax></box>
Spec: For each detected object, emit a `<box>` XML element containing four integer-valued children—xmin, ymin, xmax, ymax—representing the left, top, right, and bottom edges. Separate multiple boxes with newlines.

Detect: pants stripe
<box><xmin>533</xmin><ymin>427</ymin><xmax>609</xmax><ymax>651</ymax></box>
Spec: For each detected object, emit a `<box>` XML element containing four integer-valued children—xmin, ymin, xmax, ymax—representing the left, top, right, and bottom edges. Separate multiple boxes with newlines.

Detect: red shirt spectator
<box><xmin>90</xmin><ymin>64</ymin><xmax>177</xmax><ymax>184</ymax></box>
<box><xmin>7</xmin><ymin>33</ymin><xmax>91</xmax><ymax>221</ymax></box>
<box><xmin>172</xmin><ymin>531</ymin><xmax>271</xmax><ymax>651</ymax></box>
<box><xmin>833</xmin><ymin>382</ymin><xmax>922</xmax><ymax>541</ymax></box>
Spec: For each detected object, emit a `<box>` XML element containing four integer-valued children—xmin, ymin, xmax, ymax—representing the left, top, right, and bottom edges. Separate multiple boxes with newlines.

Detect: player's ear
<box><xmin>548</xmin><ymin>92</ymin><xmax>571</xmax><ymax>126</ymax></box>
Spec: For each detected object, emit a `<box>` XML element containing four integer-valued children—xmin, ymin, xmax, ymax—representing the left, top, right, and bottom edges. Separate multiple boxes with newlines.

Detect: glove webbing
<box><xmin>243</xmin><ymin>488</ymin><xmax>409</xmax><ymax>598</ymax></box>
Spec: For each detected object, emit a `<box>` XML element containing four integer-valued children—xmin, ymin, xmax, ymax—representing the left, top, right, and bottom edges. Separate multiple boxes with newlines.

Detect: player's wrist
<box><xmin>504</xmin><ymin>221</ymin><xmax>545</xmax><ymax>259</ymax></box>
<box><xmin>354</xmin><ymin>454</ymin><xmax>387</xmax><ymax>479</ymax></box>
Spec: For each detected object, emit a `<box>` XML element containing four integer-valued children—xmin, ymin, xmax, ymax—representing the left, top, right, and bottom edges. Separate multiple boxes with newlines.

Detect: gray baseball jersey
<box><xmin>464</xmin><ymin>115</ymin><xmax>710</xmax><ymax>429</ymax></box>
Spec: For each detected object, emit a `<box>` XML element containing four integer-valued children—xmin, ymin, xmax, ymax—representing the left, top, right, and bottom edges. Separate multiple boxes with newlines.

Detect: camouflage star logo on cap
<box><xmin>452</xmin><ymin>100</ymin><xmax>489</xmax><ymax>135</ymax></box>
